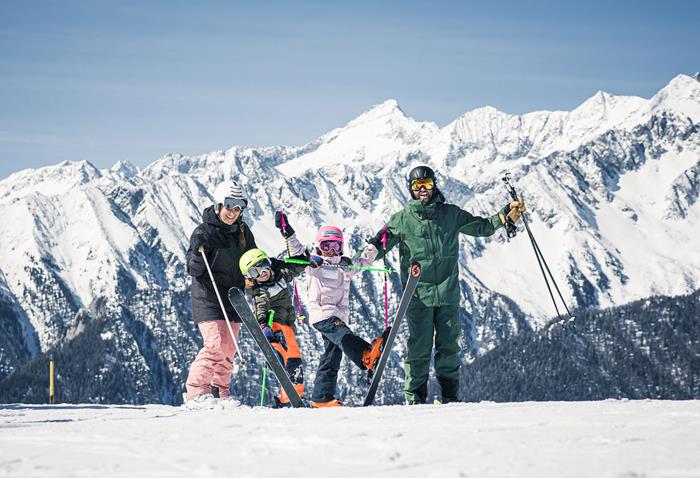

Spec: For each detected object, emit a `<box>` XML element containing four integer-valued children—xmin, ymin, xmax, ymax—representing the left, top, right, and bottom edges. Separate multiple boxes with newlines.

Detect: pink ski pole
<box><xmin>280</xmin><ymin>210</ymin><xmax>306</xmax><ymax>324</ymax></box>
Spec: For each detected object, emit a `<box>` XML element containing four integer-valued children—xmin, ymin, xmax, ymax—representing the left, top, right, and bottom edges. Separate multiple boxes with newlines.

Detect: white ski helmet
<box><xmin>212</xmin><ymin>180</ymin><xmax>247</xmax><ymax>211</ymax></box>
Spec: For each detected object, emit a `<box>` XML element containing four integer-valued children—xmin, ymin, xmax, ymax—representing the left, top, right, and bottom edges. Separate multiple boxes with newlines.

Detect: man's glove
<box><xmin>368</xmin><ymin>227</ymin><xmax>393</xmax><ymax>250</ymax></box>
<box><xmin>506</xmin><ymin>199</ymin><xmax>526</xmax><ymax>223</ymax></box>
<box><xmin>339</xmin><ymin>256</ymin><xmax>352</xmax><ymax>267</ymax></box>
<box><xmin>309</xmin><ymin>255</ymin><xmax>324</xmax><ymax>269</ymax></box>
<box><xmin>274</xmin><ymin>211</ymin><xmax>295</xmax><ymax>238</ymax></box>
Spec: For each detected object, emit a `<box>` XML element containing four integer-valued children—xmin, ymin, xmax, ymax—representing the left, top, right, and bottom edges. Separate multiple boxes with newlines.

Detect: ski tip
<box><xmin>227</xmin><ymin>286</ymin><xmax>246</xmax><ymax>300</ymax></box>
<box><xmin>410</xmin><ymin>262</ymin><xmax>421</xmax><ymax>277</ymax></box>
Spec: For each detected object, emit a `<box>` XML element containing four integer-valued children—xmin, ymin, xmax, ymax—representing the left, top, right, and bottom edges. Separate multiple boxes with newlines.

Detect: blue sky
<box><xmin>1</xmin><ymin>0</ymin><xmax>698</xmax><ymax>179</ymax></box>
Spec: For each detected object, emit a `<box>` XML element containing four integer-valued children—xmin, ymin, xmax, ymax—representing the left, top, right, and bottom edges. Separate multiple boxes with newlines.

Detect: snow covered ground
<box><xmin>1</xmin><ymin>400</ymin><xmax>699</xmax><ymax>477</ymax></box>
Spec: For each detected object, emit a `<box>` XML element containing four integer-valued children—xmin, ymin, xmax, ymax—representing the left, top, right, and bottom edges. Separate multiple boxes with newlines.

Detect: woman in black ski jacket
<box><xmin>184</xmin><ymin>180</ymin><xmax>256</xmax><ymax>408</ymax></box>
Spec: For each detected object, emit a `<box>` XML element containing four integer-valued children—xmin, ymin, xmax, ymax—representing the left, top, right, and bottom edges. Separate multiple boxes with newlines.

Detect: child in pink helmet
<box><xmin>303</xmin><ymin>224</ymin><xmax>389</xmax><ymax>408</ymax></box>
<box><xmin>269</xmin><ymin>216</ymin><xmax>391</xmax><ymax>407</ymax></box>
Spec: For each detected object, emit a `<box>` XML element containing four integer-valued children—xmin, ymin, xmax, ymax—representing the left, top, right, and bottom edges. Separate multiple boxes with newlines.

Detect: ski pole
<box><xmin>523</xmin><ymin>218</ymin><xmax>573</xmax><ymax>318</ymax></box>
<box><xmin>199</xmin><ymin>247</ymin><xmax>246</xmax><ymax>364</ymax></box>
<box><xmin>501</xmin><ymin>174</ymin><xmax>574</xmax><ymax>320</ymax></box>
<box><xmin>283</xmin><ymin>258</ymin><xmax>395</xmax><ymax>274</ymax></box>
<box><xmin>279</xmin><ymin>210</ymin><xmax>305</xmax><ymax>324</ymax></box>
<box><xmin>260</xmin><ymin>310</ymin><xmax>275</xmax><ymax>406</ymax></box>
<box><xmin>502</xmin><ymin>175</ymin><xmax>564</xmax><ymax>319</ymax></box>
<box><xmin>381</xmin><ymin>227</ymin><xmax>389</xmax><ymax>328</ymax></box>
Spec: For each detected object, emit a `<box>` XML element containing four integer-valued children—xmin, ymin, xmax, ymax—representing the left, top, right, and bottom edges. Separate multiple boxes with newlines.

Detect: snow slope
<box><xmin>1</xmin><ymin>400</ymin><xmax>699</xmax><ymax>477</ymax></box>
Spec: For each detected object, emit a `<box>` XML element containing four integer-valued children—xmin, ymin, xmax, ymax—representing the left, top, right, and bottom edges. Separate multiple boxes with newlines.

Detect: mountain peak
<box><xmin>43</xmin><ymin>159</ymin><xmax>101</xmax><ymax>181</ymax></box>
<box><xmin>470</xmin><ymin>105</ymin><xmax>507</xmax><ymax>116</ymax></box>
<box><xmin>650</xmin><ymin>74</ymin><xmax>700</xmax><ymax>122</ymax></box>
<box><xmin>0</xmin><ymin>160</ymin><xmax>102</xmax><ymax>203</ymax></box>
<box><xmin>373</xmin><ymin>98</ymin><xmax>402</xmax><ymax>112</ymax></box>
<box><xmin>109</xmin><ymin>160</ymin><xmax>139</xmax><ymax>178</ymax></box>
<box><xmin>349</xmin><ymin>99</ymin><xmax>406</xmax><ymax>125</ymax></box>
<box><xmin>449</xmin><ymin>106</ymin><xmax>510</xmax><ymax>128</ymax></box>
<box><xmin>574</xmin><ymin>90</ymin><xmax>613</xmax><ymax>112</ymax></box>
<box><xmin>662</xmin><ymin>73</ymin><xmax>700</xmax><ymax>92</ymax></box>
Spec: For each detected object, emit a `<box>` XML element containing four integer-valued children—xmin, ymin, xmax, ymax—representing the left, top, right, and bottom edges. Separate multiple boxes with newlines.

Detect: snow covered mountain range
<box><xmin>0</xmin><ymin>74</ymin><xmax>698</xmax><ymax>404</ymax></box>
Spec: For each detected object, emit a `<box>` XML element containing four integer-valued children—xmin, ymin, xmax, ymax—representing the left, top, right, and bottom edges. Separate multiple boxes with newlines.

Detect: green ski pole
<box><xmin>283</xmin><ymin>258</ymin><xmax>395</xmax><ymax>274</ymax></box>
<box><xmin>260</xmin><ymin>309</ymin><xmax>275</xmax><ymax>406</ymax></box>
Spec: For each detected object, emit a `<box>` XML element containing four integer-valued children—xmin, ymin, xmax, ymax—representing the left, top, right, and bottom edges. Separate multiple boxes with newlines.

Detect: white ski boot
<box><xmin>182</xmin><ymin>392</ymin><xmax>218</xmax><ymax>410</ymax></box>
<box><xmin>216</xmin><ymin>396</ymin><xmax>242</xmax><ymax>410</ymax></box>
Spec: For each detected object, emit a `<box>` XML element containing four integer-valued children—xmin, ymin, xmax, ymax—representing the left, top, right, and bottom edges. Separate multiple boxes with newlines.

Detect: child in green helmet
<box><xmin>239</xmin><ymin>219</ymin><xmax>308</xmax><ymax>407</ymax></box>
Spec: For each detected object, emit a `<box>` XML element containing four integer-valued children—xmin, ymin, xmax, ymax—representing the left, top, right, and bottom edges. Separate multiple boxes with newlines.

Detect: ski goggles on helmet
<box><xmin>319</xmin><ymin>240</ymin><xmax>342</xmax><ymax>253</ymax></box>
<box><xmin>244</xmin><ymin>258</ymin><xmax>271</xmax><ymax>279</ymax></box>
<box><xmin>410</xmin><ymin>177</ymin><xmax>434</xmax><ymax>191</ymax></box>
<box><xmin>223</xmin><ymin>197</ymin><xmax>246</xmax><ymax>211</ymax></box>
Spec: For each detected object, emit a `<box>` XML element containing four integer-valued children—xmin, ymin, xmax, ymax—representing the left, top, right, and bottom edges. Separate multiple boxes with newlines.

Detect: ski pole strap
<box><xmin>283</xmin><ymin>258</ymin><xmax>395</xmax><ymax>274</ymax></box>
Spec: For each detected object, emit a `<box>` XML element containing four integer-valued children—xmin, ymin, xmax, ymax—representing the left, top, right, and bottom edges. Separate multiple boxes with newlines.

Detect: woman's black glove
<box><xmin>190</xmin><ymin>231</ymin><xmax>211</xmax><ymax>253</ymax></box>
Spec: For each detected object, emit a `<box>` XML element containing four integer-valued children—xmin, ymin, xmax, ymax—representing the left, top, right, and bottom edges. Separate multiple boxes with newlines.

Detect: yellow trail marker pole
<box><xmin>49</xmin><ymin>354</ymin><xmax>55</xmax><ymax>404</ymax></box>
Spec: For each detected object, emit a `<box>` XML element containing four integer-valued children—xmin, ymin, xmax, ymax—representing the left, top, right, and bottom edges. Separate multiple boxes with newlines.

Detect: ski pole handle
<box><xmin>501</xmin><ymin>173</ymin><xmax>520</xmax><ymax>239</ymax></box>
<box><xmin>280</xmin><ymin>211</ymin><xmax>287</xmax><ymax>234</ymax></box>
<box><xmin>278</xmin><ymin>210</ymin><xmax>306</xmax><ymax>323</ymax></box>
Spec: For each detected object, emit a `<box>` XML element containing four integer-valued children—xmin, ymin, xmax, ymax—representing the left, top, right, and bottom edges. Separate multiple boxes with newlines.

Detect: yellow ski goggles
<box><xmin>410</xmin><ymin>177</ymin><xmax>435</xmax><ymax>191</ymax></box>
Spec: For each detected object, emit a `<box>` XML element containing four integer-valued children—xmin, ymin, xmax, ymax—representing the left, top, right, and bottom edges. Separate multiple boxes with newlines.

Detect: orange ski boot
<box><xmin>362</xmin><ymin>327</ymin><xmax>392</xmax><ymax>375</ymax></box>
<box><xmin>309</xmin><ymin>399</ymin><xmax>344</xmax><ymax>408</ymax></box>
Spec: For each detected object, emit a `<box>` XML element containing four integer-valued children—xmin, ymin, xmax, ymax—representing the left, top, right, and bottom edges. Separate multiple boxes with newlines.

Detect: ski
<box><xmin>228</xmin><ymin>287</ymin><xmax>307</xmax><ymax>408</ymax></box>
<box><xmin>363</xmin><ymin>261</ymin><xmax>422</xmax><ymax>407</ymax></box>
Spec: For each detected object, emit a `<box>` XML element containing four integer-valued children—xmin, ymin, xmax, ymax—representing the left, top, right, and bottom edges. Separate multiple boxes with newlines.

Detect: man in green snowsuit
<box><xmin>369</xmin><ymin>165</ymin><xmax>524</xmax><ymax>404</ymax></box>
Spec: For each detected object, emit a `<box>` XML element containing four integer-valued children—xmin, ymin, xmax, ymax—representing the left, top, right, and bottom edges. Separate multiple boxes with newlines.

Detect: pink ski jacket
<box><xmin>306</xmin><ymin>245</ymin><xmax>379</xmax><ymax>325</ymax></box>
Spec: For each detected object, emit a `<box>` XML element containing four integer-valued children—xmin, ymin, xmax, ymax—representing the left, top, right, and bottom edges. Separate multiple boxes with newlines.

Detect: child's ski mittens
<box><xmin>309</xmin><ymin>255</ymin><xmax>324</xmax><ymax>268</ymax></box>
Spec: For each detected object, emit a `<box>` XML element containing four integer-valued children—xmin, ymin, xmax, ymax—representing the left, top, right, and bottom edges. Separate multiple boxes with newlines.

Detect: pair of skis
<box><xmin>227</xmin><ymin>262</ymin><xmax>421</xmax><ymax>408</ymax></box>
